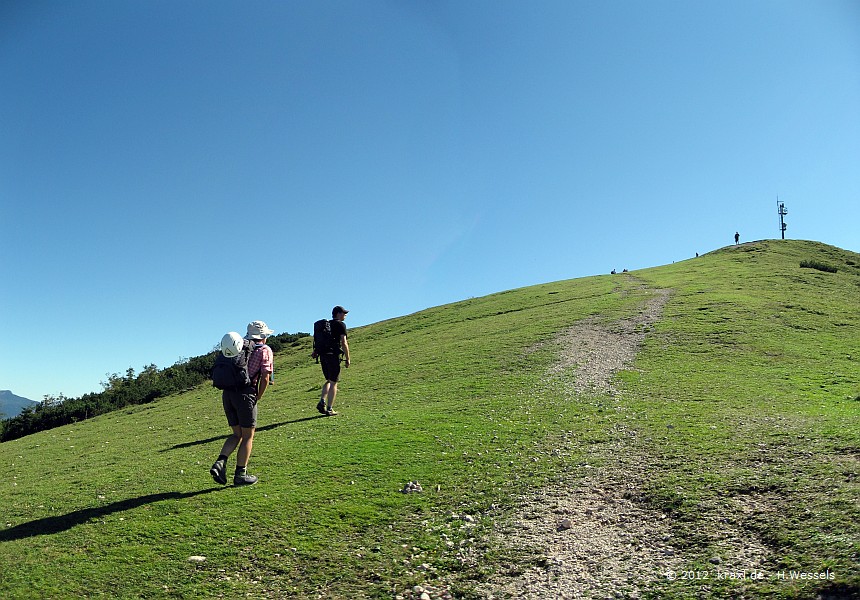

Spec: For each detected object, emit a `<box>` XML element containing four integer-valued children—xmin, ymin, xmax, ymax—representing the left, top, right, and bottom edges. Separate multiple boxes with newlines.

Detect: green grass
<box><xmin>2</xmin><ymin>239</ymin><xmax>858</xmax><ymax>599</ymax></box>
<box><xmin>623</xmin><ymin>241</ymin><xmax>860</xmax><ymax>599</ymax></box>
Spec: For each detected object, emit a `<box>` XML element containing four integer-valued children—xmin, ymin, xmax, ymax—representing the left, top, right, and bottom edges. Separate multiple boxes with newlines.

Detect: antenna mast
<box><xmin>777</xmin><ymin>198</ymin><xmax>788</xmax><ymax>239</ymax></box>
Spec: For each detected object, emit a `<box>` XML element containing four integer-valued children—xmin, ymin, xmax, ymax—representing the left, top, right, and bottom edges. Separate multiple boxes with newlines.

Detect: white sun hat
<box><xmin>245</xmin><ymin>320</ymin><xmax>274</xmax><ymax>340</ymax></box>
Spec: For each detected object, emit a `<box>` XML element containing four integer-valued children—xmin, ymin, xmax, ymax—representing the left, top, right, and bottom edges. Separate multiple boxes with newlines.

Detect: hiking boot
<box><xmin>209</xmin><ymin>459</ymin><xmax>227</xmax><ymax>485</ymax></box>
<box><xmin>316</xmin><ymin>399</ymin><xmax>327</xmax><ymax>415</ymax></box>
<box><xmin>233</xmin><ymin>472</ymin><xmax>258</xmax><ymax>486</ymax></box>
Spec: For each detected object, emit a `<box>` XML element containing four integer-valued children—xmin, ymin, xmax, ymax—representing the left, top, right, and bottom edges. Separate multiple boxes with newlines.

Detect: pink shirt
<box><xmin>248</xmin><ymin>343</ymin><xmax>273</xmax><ymax>381</ymax></box>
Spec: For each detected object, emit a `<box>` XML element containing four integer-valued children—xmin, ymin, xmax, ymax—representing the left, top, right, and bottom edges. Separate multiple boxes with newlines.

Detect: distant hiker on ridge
<box><xmin>313</xmin><ymin>306</ymin><xmax>350</xmax><ymax>416</ymax></box>
<box><xmin>735</xmin><ymin>231</ymin><xmax>740</xmax><ymax>245</ymax></box>
<box><xmin>210</xmin><ymin>320</ymin><xmax>274</xmax><ymax>486</ymax></box>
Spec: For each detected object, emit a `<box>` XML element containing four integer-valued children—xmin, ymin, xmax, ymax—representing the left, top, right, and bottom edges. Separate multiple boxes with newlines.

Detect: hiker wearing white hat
<box><xmin>246</xmin><ymin>320</ymin><xmax>275</xmax><ymax>405</ymax></box>
<box><xmin>210</xmin><ymin>320</ymin><xmax>274</xmax><ymax>486</ymax></box>
<box><xmin>245</xmin><ymin>320</ymin><xmax>274</xmax><ymax>340</ymax></box>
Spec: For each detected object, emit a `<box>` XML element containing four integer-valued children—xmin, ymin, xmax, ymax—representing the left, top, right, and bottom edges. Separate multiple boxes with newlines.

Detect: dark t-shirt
<box><xmin>330</xmin><ymin>319</ymin><xmax>347</xmax><ymax>353</ymax></box>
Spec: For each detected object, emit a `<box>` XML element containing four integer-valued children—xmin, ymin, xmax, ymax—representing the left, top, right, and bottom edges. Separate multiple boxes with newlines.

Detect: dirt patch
<box><xmin>544</xmin><ymin>288</ymin><xmax>670</xmax><ymax>397</ymax></box>
<box><xmin>476</xmin><ymin>446</ymin><xmax>686</xmax><ymax>599</ymax></box>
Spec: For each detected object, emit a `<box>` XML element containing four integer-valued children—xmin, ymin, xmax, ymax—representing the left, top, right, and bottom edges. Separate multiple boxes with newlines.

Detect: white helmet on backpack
<box><xmin>220</xmin><ymin>332</ymin><xmax>245</xmax><ymax>357</ymax></box>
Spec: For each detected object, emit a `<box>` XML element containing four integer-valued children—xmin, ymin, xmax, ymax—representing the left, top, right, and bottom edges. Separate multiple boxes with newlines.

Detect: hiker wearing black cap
<box><xmin>316</xmin><ymin>306</ymin><xmax>350</xmax><ymax>416</ymax></box>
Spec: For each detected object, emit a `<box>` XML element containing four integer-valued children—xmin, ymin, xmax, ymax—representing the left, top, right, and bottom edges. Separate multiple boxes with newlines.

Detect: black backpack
<box><xmin>211</xmin><ymin>340</ymin><xmax>254</xmax><ymax>391</ymax></box>
<box><xmin>312</xmin><ymin>319</ymin><xmax>338</xmax><ymax>361</ymax></box>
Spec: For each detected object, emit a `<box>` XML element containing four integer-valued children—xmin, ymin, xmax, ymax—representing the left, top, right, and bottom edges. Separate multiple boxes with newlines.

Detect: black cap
<box><xmin>332</xmin><ymin>305</ymin><xmax>349</xmax><ymax>318</ymax></box>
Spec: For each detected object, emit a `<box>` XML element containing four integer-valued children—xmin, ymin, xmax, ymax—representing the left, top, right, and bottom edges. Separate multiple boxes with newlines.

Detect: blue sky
<box><xmin>2</xmin><ymin>0</ymin><xmax>858</xmax><ymax>403</ymax></box>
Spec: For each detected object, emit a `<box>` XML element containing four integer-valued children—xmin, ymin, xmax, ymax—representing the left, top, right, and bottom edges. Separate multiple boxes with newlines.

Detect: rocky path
<box><xmin>406</xmin><ymin>282</ymin><xmax>799</xmax><ymax>600</ymax></box>
<box><xmin>475</xmin><ymin>286</ymin><xmax>678</xmax><ymax>599</ymax></box>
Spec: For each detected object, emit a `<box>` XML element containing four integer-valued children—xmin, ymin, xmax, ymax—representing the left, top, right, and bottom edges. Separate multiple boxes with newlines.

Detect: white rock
<box><xmin>402</xmin><ymin>481</ymin><xmax>423</xmax><ymax>493</ymax></box>
<box><xmin>188</xmin><ymin>555</ymin><xmax>206</xmax><ymax>563</ymax></box>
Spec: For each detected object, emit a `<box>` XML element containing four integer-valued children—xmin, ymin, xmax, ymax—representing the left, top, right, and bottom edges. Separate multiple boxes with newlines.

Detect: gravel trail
<box><xmin>407</xmin><ymin>283</ymin><xmax>779</xmax><ymax>600</ymax></box>
<box><xmin>475</xmin><ymin>286</ymin><xmax>679</xmax><ymax>599</ymax></box>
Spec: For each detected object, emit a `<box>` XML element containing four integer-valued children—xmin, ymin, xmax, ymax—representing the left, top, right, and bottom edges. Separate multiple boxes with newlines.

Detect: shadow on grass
<box><xmin>816</xmin><ymin>582</ymin><xmax>860</xmax><ymax>600</ymax></box>
<box><xmin>162</xmin><ymin>415</ymin><xmax>327</xmax><ymax>453</ymax></box>
<box><xmin>0</xmin><ymin>488</ymin><xmax>222</xmax><ymax>542</ymax></box>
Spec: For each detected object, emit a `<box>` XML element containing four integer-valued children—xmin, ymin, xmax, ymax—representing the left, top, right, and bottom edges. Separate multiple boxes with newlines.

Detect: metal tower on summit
<box><xmin>777</xmin><ymin>199</ymin><xmax>788</xmax><ymax>239</ymax></box>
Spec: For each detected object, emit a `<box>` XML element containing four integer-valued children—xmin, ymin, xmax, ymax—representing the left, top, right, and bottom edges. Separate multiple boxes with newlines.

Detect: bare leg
<box><xmin>236</xmin><ymin>426</ymin><xmax>255</xmax><ymax>468</ymax></box>
<box><xmin>325</xmin><ymin>381</ymin><xmax>338</xmax><ymax>412</ymax></box>
<box><xmin>218</xmin><ymin>426</ymin><xmax>242</xmax><ymax>457</ymax></box>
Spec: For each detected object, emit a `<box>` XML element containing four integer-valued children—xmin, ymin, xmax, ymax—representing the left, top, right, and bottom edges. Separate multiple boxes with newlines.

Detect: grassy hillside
<box><xmin>1</xmin><ymin>239</ymin><xmax>857</xmax><ymax>599</ymax></box>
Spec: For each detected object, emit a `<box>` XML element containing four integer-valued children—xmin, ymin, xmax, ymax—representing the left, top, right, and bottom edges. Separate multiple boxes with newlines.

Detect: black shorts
<box><xmin>320</xmin><ymin>353</ymin><xmax>342</xmax><ymax>382</ymax></box>
<box><xmin>222</xmin><ymin>388</ymin><xmax>258</xmax><ymax>428</ymax></box>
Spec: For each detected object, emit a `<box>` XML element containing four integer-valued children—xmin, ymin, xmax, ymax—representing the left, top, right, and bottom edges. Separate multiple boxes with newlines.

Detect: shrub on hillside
<box><xmin>800</xmin><ymin>260</ymin><xmax>838</xmax><ymax>273</ymax></box>
<box><xmin>267</xmin><ymin>331</ymin><xmax>309</xmax><ymax>353</ymax></box>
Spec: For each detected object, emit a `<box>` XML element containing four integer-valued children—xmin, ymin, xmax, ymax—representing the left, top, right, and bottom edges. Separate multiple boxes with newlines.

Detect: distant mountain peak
<box><xmin>0</xmin><ymin>390</ymin><xmax>38</xmax><ymax>419</ymax></box>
